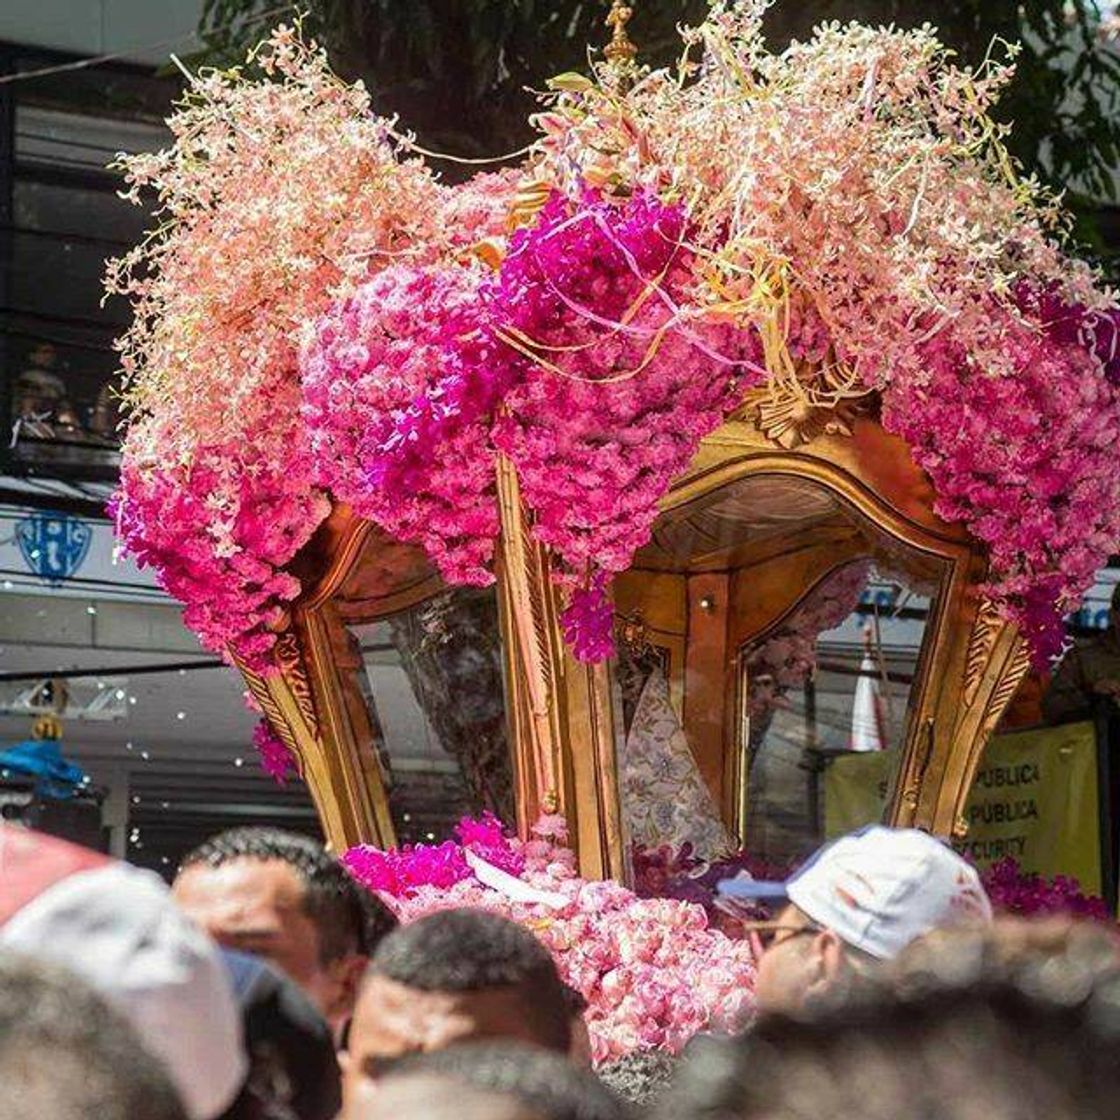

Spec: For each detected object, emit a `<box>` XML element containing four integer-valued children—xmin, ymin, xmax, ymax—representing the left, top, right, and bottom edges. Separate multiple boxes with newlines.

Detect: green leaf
<box><xmin>547</xmin><ymin>71</ymin><xmax>596</xmax><ymax>93</ymax></box>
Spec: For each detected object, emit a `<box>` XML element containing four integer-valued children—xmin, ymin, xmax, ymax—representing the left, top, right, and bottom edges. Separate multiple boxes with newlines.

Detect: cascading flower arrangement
<box><xmin>108</xmin><ymin>4</ymin><xmax>1120</xmax><ymax>676</ymax></box>
<box><xmin>344</xmin><ymin>814</ymin><xmax>757</xmax><ymax>1062</ymax></box>
<box><xmin>104</xmin><ymin>27</ymin><xmax>447</xmax><ymax>668</ymax></box>
<box><xmin>530</xmin><ymin>7</ymin><xmax>1120</xmax><ymax>662</ymax></box>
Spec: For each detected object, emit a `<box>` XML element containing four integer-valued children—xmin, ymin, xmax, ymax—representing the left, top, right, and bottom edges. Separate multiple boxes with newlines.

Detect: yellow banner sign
<box><xmin>824</xmin><ymin>721</ymin><xmax>1101</xmax><ymax>895</ymax></box>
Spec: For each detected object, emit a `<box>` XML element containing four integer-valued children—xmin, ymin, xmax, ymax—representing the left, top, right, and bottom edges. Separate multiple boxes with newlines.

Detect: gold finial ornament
<box><xmin>605</xmin><ymin>0</ymin><xmax>637</xmax><ymax>65</ymax></box>
<box><xmin>32</xmin><ymin>714</ymin><xmax>63</xmax><ymax>741</ymax></box>
<box><xmin>604</xmin><ymin>0</ymin><xmax>638</xmax><ymax>87</ymax></box>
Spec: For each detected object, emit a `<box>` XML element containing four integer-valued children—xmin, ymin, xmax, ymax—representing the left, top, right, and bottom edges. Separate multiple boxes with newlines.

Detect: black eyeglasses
<box><xmin>739</xmin><ymin>921</ymin><xmax>824</xmax><ymax>957</ymax></box>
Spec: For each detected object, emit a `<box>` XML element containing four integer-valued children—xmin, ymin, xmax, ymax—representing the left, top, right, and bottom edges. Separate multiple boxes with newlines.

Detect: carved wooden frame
<box><xmin>237</xmin><ymin>410</ymin><xmax>1030</xmax><ymax>866</ymax></box>
<box><xmin>495</xmin><ymin>412</ymin><xmax>1031</xmax><ymax>874</ymax></box>
<box><xmin>236</xmin><ymin>506</ymin><xmax>441</xmax><ymax>852</ymax></box>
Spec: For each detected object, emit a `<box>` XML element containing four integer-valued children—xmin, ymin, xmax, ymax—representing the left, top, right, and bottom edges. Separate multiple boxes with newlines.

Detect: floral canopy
<box><xmin>107</xmin><ymin>1</ymin><xmax>1120</xmax><ymax>675</ymax></box>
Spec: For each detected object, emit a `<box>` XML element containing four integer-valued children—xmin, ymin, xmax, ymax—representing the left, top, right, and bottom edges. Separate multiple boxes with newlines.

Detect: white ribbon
<box><xmin>464</xmin><ymin>849</ymin><xmax>569</xmax><ymax>910</ymax></box>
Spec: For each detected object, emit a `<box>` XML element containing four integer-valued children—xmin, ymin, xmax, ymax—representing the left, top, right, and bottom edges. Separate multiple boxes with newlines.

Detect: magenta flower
<box><xmin>344</xmin><ymin>814</ymin><xmax>758</xmax><ymax>1063</ymax></box>
<box><xmin>252</xmin><ymin>720</ymin><xmax>299</xmax><ymax>785</ymax></box>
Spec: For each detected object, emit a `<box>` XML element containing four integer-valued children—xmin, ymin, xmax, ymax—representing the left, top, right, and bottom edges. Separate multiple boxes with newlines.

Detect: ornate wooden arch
<box><xmin>500</xmin><ymin>409</ymin><xmax>1030</xmax><ymax>877</ymax></box>
<box><xmin>238</xmin><ymin>402</ymin><xmax>1030</xmax><ymax>872</ymax></box>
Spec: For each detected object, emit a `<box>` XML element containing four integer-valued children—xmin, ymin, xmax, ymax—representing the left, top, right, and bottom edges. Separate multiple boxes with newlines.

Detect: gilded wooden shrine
<box><xmin>108</xmin><ymin>1</ymin><xmax>1117</xmax><ymax>886</ymax></box>
<box><xmin>238</xmin><ymin>385</ymin><xmax>1030</xmax><ymax>877</ymax></box>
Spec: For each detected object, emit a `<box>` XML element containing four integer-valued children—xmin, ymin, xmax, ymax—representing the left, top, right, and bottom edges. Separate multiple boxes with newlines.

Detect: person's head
<box><xmin>1110</xmin><ymin>580</ymin><xmax>1120</xmax><ymax>639</ymax></box>
<box><xmin>29</xmin><ymin>341</ymin><xmax>57</xmax><ymax>369</ymax></box>
<box><xmin>0</xmin><ymin>952</ymin><xmax>188</xmax><ymax>1120</ymax></box>
<box><xmin>220</xmin><ymin>949</ymin><xmax>342</xmax><ymax>1120</ymax></box>
<box><xmin>0</xmin><ymin>825</ymin><xmax>245</xmax><ymax>1120</ymax></box>
<box><xmin>597</xmin><ymin>1049</ymin><xmax>679</xmax><ymax>1108</ymax></box>
<box><xmin>717</xmin><ymin>826</ymin><xmax>992</xmax><ymax>1013</ymax></box>
<box><xmin>347</xmin><ymin>1042</ymin><xmax>625</xmax><ymax>1120</ymax></box>
<box><xmin>654</xmin><ymin>917</ymin><xmax>1120</xmax><ymax>1120</ymax></box>
<box><xmin>344</xmin><ymin>908</ymin><xmax>570</xmax><ymax>1105</ymax></box>
<box><xmin>560</xmin><ymin>982</ymin><xmax>593</xmax><ymax>1067</ymax></box>
<box><xmin>174</xmin><ymin>826</ymin><xmax>396</xmax><ymax>1033</ymax></box>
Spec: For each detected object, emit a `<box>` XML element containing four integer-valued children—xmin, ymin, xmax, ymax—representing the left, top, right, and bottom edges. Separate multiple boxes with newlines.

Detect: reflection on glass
<box><xmin>347</xmin><ymin>587</ymin><xmax>513</xmax><ymax>845</ymax></box>
<box><xmin>741</xmin><ymin>561</ymin><xmax>935</xmax><ymax>864</ymax></box>
<box><xmin>612</xmin><ymin>473</ymin><xmax>944</xmax><ymax>927</ymax></box>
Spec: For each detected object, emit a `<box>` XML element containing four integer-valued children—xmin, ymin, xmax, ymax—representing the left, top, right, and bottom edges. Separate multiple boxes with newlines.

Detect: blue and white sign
<box><xmin>1</xmin><ymin>504</ymin><xmax>162</xmax><ymax>603</ymax></box>
<box><xmin>15</xmin><ymin>511</ymin><xmax>92</xmax><ymax>584</ymax></box>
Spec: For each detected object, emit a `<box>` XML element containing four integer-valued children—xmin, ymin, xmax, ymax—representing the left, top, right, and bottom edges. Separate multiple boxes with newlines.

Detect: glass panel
<box><xmin>6</xmin><ymin>334</ymin><xmax>121</xmax><ymax>475</ymax></box>
<box><xmin>15</xmin><ymin>105</ymin><xmax>170</xmax><ymax>174</ymax></box>
<box><xmin>615</xmin><ymin>474</ymin><xmax>946</xmax><ymax>927</ymax></box>
<box><xmin>741</xmin><ymin>561</ymin><xmax>936</xmax><ymax>864</ymax></box>
<box><xmin>346</xmin><ymin>587</ymin><xmax>514</xmax><ymax>845</ymax></box>
<box><xmin>15</xmin><ymin>179</ymin><xmax>148</xmax><ymax>246</ymax></box>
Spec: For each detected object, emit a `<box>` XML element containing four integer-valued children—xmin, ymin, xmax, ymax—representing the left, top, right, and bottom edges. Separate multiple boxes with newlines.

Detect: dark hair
<box><xmin>0</xmin><ymin>952</ymin><xmax>187</xmax><ymax>1120</ymax></box>
<box><xmin>180</xmin><ymin>826</ymin><xmax>396</xmax><ymax>964</ymax></box>
<box><xmin>597</xmin><ymin>1050</ymin><xmax>678</xmax><ymax>1107</ymax></box>
<box><xmin>384</xmin><ymin>1042</ymin><xmax>625</xmax><ymax>1120</ymax></box>
<box><xmin>561</xmin><ymin>981</ymin><xmax>589</xmax><ymax>1017</ymax></box>
<box><xmin>370</xmin><ymin>908</ymin><xmax>571</xmax><ymax>1051</ymax></box>
<box><xmin>655</xmin><ymin>919</ymin><xmax>1120</xmax><ymax>1120</ymax></box>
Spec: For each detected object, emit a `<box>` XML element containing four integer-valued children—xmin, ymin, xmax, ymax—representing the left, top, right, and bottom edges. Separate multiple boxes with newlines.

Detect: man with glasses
<box><xmin>717</xmin><ymin>826</ymin><xmax>992</xmax><ymax>1014</ymax></box>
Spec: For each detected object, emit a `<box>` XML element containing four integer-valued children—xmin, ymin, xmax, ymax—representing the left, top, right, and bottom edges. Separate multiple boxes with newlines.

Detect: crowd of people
<box><xmin>1</xmin><ymin>819</ymin><xmax>1118</xmax><ymax>1120</ymax></box>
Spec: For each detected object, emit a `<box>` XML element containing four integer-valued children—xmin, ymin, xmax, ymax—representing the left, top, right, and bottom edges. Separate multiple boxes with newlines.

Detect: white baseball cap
<box><xmin>0</xmin><ymin>852</ymin><xmax>247</xmax><ymax>1119</ymax></box>
<box><xmin>717</xmin><ymin>826</ymin><xmax>992</xmax><ymax>959</ymax></box>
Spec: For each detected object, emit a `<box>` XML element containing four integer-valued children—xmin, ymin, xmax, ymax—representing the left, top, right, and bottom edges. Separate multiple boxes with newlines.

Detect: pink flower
<box><xmin>980</xmin><ymin>857</ymin><xmax>1111</xmax><ymax>921</ymax></box>
<box><xmin>455</xmin><ymin>811</ymin><xmax>525</xmax><ymax>876</ymax></box>
<box><xmin>344</xmin><ymin>815</ymin><xmax>757</xmax><ymax>1059</ymax></box>
<box><xmin>252</xmin><ymin>720</ymin><xmax>298</xmax><ymax>784</ymax></box>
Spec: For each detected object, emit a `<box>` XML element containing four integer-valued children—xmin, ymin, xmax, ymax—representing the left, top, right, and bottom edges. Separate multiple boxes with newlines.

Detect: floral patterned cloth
<box><xmin>619</xmin><ymin>670</ymin><xmax>733</xmax><ymax>863</ymax></box>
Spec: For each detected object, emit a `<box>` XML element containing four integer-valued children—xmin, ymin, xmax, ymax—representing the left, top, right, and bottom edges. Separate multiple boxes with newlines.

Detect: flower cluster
<box><xmin>106</xmin><ymin>25</ymin><xmax>445</xmax><ymax>668</ymax></box>
<box><xmin>109</xmin><ymin>13</ymin><xmax>1120</xmax><ymax>670</ymax></box>
<box><xmin>345</xmin><ymin>816</ymin><xmax>757</xmax><ymax>1062</ymax></box>
<box><xmin>300</xmin><ymin>264</ymin><xmax>503</xmax><ymax>585</ymax></box>
<box><xmin>883</xmin><ymin>300</ymin><xmax>1120</xmax><ymax>661</ymax></box>
<box><xmin>491</xmin><ymin>191</ymin><xmax>761</xmax><ymax>657</ymax></box>
<box><xmin>342</xmin><ymin>812</ymin><xmax>525</xmax><ymax>895</ymax></box>
<box><xmin>251</xmin><ymin>719</ymin><xmax>298</xmax><ymax>784</ymax></box>
<box><xmin>980</xmin><ymin>858</ymin><xmax>1112</xmax><ymax>922</ymax></box>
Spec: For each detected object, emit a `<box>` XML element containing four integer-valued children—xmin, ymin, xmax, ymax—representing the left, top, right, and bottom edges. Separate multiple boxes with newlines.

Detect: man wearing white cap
<box><xmin>717</xmin><ymin>826</ymin><xmax>993</xmax><ymax>1014</ymax></box>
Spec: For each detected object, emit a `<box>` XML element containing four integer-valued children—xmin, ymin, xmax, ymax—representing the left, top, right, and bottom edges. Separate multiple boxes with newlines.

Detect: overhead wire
<box><xmin>0</xmin><ymin>3</ymin><xmax>299</xmax><ymax>87</ymax></box>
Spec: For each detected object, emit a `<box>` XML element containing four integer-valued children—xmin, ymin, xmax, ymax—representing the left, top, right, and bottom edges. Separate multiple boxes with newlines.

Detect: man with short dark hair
<box><xmin>0</xmin><ymin>952</ymin><xmax>188</xmax><ymax>1120</ymax></box>
<box><xmin>342</xmin><ymin>909</ymin><xmax>571</xmax><ymax>1110</ymax></box>
<box><xmin>347</xmin><ymin>1042</ymin><xmax>624</xmax><ymax>1120</ymax></box>
<box><xmin>174</xmin><ymin>826</ymin><xmax>397</xmax><ymax>1038</ymax></box>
